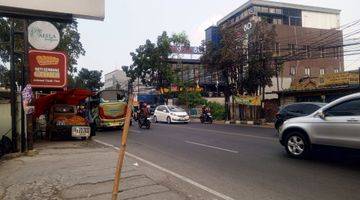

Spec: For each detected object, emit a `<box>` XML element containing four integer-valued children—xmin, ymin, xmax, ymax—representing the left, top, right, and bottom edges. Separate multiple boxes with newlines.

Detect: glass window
<box><xmin>168</xmin><ymin>106</ymin><xmax>185</xmax><ymax>112</ymax></box>
<box><xmin>334</xmin><ymin>68</ymin><xmax>339</xmax><ymax>73</ymax></box>
<box><xmin>304</xmin><ymin>45</ymin><xmax>311</xmax><ymax>58</ymax></box>
<box><xmin>275</xmin><ymin>42</ymin><xmax>280</xmax><ymax>56</ymax></box>
<box><xmin>303</xmin><ymin>104</ymin><xmax>321</xmax><ymax>114</ymax></box>
<box><xmin>320</xmin><ymin>68</ymin><xmax>325</xmax><ymax>75</ymax></box>
<box><xmin>290</xmin><ymin>66</ymin><xmax>296</xmax><ymax>75</ymax></box>
<box><xmin>305</xmin><ymin>67</ymin><xmax>311</xmax><ymax>76</ymax></box>
<box><xmin>286</xmin><ymin>104</ymin><xmax>303</xmax><ymax>113</ymax></box>
<box><xmin>273</xmin><ymin>18</ymin><xmax>282</xmax><ymax>25</ymax></box>
<box><xmin>269</xmin><ymin>8</ymin><xmax>276</xmax><ymax>13</ymax></box>
<box><xmin>290</xmin><ymin>17</ymin><xmax>301</xmax><ymax>26</ymax></box>
<box><xmin>261</xmin><ymin>7</ymin><xmax>269</xmax><ymax>13</ymax></box>
<box><xmin>275</xmin><ymin>8</ymin><xmax>282</xmax><ymax>14</ymax></box>
<box><xmin>319</xmin><ymin>47</ymin><xmax>325</xmax><ymax>58</ymax></box>
<box><xmin>288</xmin><ymin>44</ymin><xmax>296</xmax><ymax>55</ymax></box>
<box><xmin>325</xmin><ymin>99</ymin><xmax>360</xmax><ymax>116</ymax></box>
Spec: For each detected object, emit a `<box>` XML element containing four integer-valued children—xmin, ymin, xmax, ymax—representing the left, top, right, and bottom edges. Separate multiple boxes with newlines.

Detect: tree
<box><xmin>244</xmin><ymin>21</ymin><xmax>277</xmax><ymax>95</ymax></box>
<box><xmin>0</xmin><ymin>65</ymin><xmax>10</xmax><ymax>87</ymax></box>
<box><xmin>72</xmin><ymin>68</ymin><xmax>104</xmax><ymax>91</ymax></box>
<box><xmin>124</xmin><ymin>31</ymin><xmax>190</xmax><ymax>91</ymax></box>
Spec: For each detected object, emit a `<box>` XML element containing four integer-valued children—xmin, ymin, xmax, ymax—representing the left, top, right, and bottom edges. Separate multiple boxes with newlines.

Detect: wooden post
<box><xmin>112</xmin><ymin>95</ymin><xmax>133</xmax><ymax>200</ymax></box>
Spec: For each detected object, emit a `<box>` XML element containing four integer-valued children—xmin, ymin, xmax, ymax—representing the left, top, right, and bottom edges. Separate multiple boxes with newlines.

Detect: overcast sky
<box><xmin>76</xmin><ymin>0</ymin><xmax>360</xmax><ymax>75</ymax></box>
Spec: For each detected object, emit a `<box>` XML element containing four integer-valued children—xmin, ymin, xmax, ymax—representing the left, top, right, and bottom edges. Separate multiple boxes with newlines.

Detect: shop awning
<box><xmin>34</xmin><ymin>89</ymin><xmax>93</xmax><ymax>117</ymax></box>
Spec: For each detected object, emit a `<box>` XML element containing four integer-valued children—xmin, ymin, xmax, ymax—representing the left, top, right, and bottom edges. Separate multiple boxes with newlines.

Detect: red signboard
<box><xmin>29</xmin><ymin>50</ymin><xmax>67</xmax><ymax>88</ymax></box>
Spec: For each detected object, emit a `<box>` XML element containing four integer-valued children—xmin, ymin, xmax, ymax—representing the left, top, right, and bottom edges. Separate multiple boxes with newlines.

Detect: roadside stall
<box><xmin>34</xmin><ymin>89</ymin><xmax>94</xmax><ymax>140</ymax></box>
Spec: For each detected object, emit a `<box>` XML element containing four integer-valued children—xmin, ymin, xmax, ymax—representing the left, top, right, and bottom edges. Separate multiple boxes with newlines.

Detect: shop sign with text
<box><xmin>29</xmin><ymin>50</ymin><xmax>67</xmax><ymax>88</ymax></box>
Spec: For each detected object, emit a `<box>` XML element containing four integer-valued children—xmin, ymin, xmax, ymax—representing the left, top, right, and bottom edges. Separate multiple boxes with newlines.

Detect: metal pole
<box><xmin>112</xmin><ymin>94</ymin><xmax>134</xmax><ymax>200</ymax></box>
<box><xmin>9</xmin><ymin>19</ymin><xmax>18</xmax><ymax>152</ymax></box>
<box><xmin>21</xmin><ymin>19</ymin><xmax>29</xmax><ymax>152</ymax></box>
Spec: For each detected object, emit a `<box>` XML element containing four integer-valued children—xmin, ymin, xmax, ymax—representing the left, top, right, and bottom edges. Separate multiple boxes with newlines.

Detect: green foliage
<box><xmin>125</xmin><ymin>31</ymin><xmax>190</xmax><ymax>91</ymax></box>
<box><xmin>70</xmin><ymin>68</ymin><xmax>104</xmax><ymax>91</ymax></box>
<box><xmin>124</xmin><ymin>32</ymin><xmax>173</xmax><ymax>89</ymax></box>
<box><xmin>177</xmin><ymin>91</ymin><xmax>225</xmax><ymax>120</ymax></box>
<box><xmin>178</xmin><ymin>91</ymin><xmax>206</xmax><ymax>108</ymax></box>
<box><xmin>0</xmin><ymin>65</ymin><xmax>9</xmax><ymax>87</ymax></box>
<box><xmin>206</xmin><ymin>101</ymin><xmax>225</xmax><ymax>120</ymax></box>
<box><xmin>244</xmin><ymin>21</ymin><xmax>277</xmax><ymax>94</ymax></box>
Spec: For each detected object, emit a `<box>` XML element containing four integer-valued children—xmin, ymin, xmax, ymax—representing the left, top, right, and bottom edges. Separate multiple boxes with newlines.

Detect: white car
<box><xmin>153</xmin><ymin>105</ymin><xmax>190</xmax><ymax>124</ymax></box>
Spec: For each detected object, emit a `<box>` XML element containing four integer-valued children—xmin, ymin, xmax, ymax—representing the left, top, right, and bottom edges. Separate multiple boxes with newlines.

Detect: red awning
<box><xmin>34</xmin><ymin>89</ymin><xmax>93</xmax><ymax>117</ymax></box>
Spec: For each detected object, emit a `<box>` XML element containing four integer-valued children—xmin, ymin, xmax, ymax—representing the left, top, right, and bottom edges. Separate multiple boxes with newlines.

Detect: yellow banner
<box><xmin>234</xmin><ymin>95</ymin><xmax>261</xmax><ymax>106</ymax></box>
<box><xmin>319</xmin><ymin>72</ymin><xmax>359</xmax><ymax>86</ymax></box>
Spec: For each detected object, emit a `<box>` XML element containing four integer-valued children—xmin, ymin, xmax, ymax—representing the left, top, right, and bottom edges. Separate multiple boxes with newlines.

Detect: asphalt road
<box><xmin>94</xmin><ymin>122</ymin><xmax>360</xmax><ymax>200</ymax></box>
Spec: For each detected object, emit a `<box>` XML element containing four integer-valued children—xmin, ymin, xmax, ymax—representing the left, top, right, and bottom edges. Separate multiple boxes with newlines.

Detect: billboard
<box><xmin>319</xmin><ymin>72</ymin><xmax>359</xmax><ymax>87</ymax></box>
<box><xmin>0</xmin><ymin>0</ymin><xmax>104</xmax><ymax>21</ymax></box>
<box><xmin>28</xmin><ymin>50</ymin><xmax>67</xmax><ymax>88</ymax></box>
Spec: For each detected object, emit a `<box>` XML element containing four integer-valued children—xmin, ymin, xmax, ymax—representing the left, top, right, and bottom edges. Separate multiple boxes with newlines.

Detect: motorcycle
<box><xmin>138</xmin><ymin>115</ymin><xmax>151</xmax><ymax>129</ymax></box>
<box><xmin>200</xmin><ymin>112</ymin><xmax>213</xmax><ymax>124</ymax></box>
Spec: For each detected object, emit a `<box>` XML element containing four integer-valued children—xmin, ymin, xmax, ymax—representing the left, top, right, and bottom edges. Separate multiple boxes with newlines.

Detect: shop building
<box><xmin>206</xmin><ymin>0</ymin><xmax>344</xmax><ymax>82</ymax></box>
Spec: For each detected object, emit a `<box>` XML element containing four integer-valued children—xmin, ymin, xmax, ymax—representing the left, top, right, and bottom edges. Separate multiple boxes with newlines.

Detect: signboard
<box><xmin>28</xmin><ymin>21</ymin><xmax>60</xmax><ymax>51</ymax></box>
<box><xmin>0</xmin><ymin>0</ymin><xmax>105</xmax><ymax>21</ymax></box>
<box><xmin>170</xmin><ymin>46</ymin><xmax>203</xmax><ymax>54</ymax></box>
<box><xmin>234</xmin><ymin>95</ymin><xmax>261</xmax><ymax>106</ymax></box>
<box><xmin>319</xmin><ymin>72</ymin><xmax>359</xmax><ymax>87</ymax></box>
<box><xmin>28</xmin><ymin>50</ymin><xmax>67</xmax><ymax>88</ymax></box>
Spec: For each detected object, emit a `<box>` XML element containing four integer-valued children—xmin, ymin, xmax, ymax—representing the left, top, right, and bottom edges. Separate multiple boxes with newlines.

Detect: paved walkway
<box><xmin>0</xmin><ymin>140</ymin><xmax>189</xmax><ymax>200</ymax></box>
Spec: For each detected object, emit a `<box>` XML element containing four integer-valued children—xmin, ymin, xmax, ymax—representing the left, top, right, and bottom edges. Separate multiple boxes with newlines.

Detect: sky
<box><xmin>76</xmin><ymin>0</ymin><xmax>360</xmax><ymax>75</ymax></box>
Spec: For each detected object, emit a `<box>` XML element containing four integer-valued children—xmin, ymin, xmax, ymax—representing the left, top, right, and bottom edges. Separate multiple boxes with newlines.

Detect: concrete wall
<box><xmin>0</xmin><ymin>101</ymin><xmax>11</xmax><ymax>139</ymax></box>
<box><xmin>204</xmin><ymin>97</ymin><xmax>225</xmax><ymax>105</ymax></box>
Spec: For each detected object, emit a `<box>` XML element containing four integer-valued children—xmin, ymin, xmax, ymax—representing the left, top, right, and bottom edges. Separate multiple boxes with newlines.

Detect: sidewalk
<box><xmin>0</xmin><ymin>140</ymin><xmax>195</xmax><ymax>200</ymax></box>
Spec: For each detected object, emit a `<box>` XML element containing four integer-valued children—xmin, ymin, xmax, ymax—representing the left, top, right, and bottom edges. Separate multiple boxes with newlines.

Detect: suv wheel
<box><xmin>285</xmin><ymin>132</ymin><xmax>310</xmax><ymax>158</ymax></box>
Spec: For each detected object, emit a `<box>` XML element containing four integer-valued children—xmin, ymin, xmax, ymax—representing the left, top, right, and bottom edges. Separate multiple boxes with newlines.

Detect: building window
<box><xmin>275</xmin><ymin>8</ymin><xmax>282</xmax><ymax>14</ymax></box>
<box><xmin>274</xmin><ymin>42</ymin><xmax>280</xmax><ymax>56</ymax></box>
<box><xmin>288</xmin><ymin>44</ymin><xmax>296</xmax><ymax>56</ymax></box>
<box><xmin>334</xmin><ymin>47</ymin><xmax>341</xmax><ymax>59</ymax></box>
<box><xmin>273</xmin><ymin>18</ymin><xmax>282</xmax><ymax>25</ymax></box>
<box><xmin>304</xmin><ymin>45</ymin><xmax>311</xmax><ymax>58</ymax></box>
<box><xmin>334</xmin><ymin>68</ymin><xmax>339</xmax><ymax>73</ymax></box>
<box><xmin>290</xmin><ymin>66</ymin><xmax>296</xmax><ymax>76</ymax></box>
<box><xmin>319</xmin><ymin>47</ymin><xmax>325</xmax><ymax>58</ymax></box>
<box><xmin>261</xmin><ymin>7</ymin><xmax>269</xmax><ymax>13</ymax></box>
<box><xmin>269</xmin><ymin>7</ymin><xmax>276</xmax><ymax>13</ymax></box>
<box><xmin>320</xmin><ymin>68</ymin><xmax>325</xmax><ymax>75</ymax></box>
<box><xmin>305</xmin><ymin>67</ymin><xmax>311</xmax><ymax>76</ymax></box>
<box><xmin>290</xmin><ymin>17</ymin><xmax>301</xmax><ymax>26</ymax></box>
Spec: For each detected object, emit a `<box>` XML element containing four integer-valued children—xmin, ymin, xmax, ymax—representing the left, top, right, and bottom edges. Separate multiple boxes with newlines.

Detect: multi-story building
<box><xmin>103</xmin><ymin>69</ymin><xmax>129</xmax><ymax>91</ymax></box>
<box><xmin>206</xmin><ymin>0</ymin><xmax>344</xmax><ymax>82</ymax></box>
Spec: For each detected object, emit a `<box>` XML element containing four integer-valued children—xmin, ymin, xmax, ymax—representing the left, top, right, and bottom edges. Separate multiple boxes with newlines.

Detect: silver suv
<box><xmin>279</xmin><ymin>93</ymin><xmax>360</xmax><ymax>158</ymax></box>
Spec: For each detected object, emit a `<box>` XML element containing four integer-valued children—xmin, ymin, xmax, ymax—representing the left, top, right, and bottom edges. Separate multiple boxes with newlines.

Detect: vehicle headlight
<box><xmin>56</xmin><ymin>121</ymin><xmax>65</xmax><ymax>126</ymax></box>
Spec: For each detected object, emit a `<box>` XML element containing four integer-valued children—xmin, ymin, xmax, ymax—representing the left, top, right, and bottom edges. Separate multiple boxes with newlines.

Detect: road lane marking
<box><xmin>155</xmin><ymin>123</ymin><xmax>276</xmax><ymax>141</ymax></box>
<box><xmin>130</xmin><ymin>129</ymin><xmax>142</xmax><ymax>134</ymax></box>
<box><xmin>93</xmin><ymin>139</ymin><xmax>235</xmax><ymax>200</ymax></box>
<box><xmin>185</xmin><ymin>141</ymin><xmax>239</xmax><ymax>154</ymax></box>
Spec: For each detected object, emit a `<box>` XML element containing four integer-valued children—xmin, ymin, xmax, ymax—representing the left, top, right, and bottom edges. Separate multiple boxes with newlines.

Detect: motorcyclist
<box><xmin>137</xmin><ymin>102</ymin><xmax>150</xmax><ymax>125</ymax></box>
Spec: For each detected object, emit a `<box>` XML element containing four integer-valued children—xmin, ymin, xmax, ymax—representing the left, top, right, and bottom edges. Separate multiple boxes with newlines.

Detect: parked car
<box><xmin>275</xmin><ymin>102</ymin><xmax>326</xmax><ymax>130</ymax></box>
<box><xmin>153</xmin><ymin>105</ymin><xmax>190</xmax><ymax>124</ymax></box>
<box><xmin>279</xmin><ymin>93</ymin><xmax>360</xmax><ymax>158</ymax></box>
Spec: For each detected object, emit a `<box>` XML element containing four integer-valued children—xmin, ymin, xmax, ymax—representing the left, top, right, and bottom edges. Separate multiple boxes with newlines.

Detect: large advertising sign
<box><xmin>0</xmin><ymin>0</ymin><xmax>105</xmax><ymax>21</ymax></box>
<box><xmin>28</xmin><ymin>50</ymin><xmax>67</xmax><ymax>88</ymax></box>
<box><xmin>319</xmin><ymin>72</ymin><xmax>359</xmax><ymax>87</ymax></box>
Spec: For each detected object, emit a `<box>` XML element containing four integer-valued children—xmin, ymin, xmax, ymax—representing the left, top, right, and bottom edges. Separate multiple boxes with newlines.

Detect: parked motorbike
<box><xmin>200</xmin><ymin>112</ymin><xmax>213</xmax><ymax>124</ymax></box>
<box><xmin>138</xmin><ymin>116</ymin><xmax>151</xmax><ymax>129</ymax></box>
